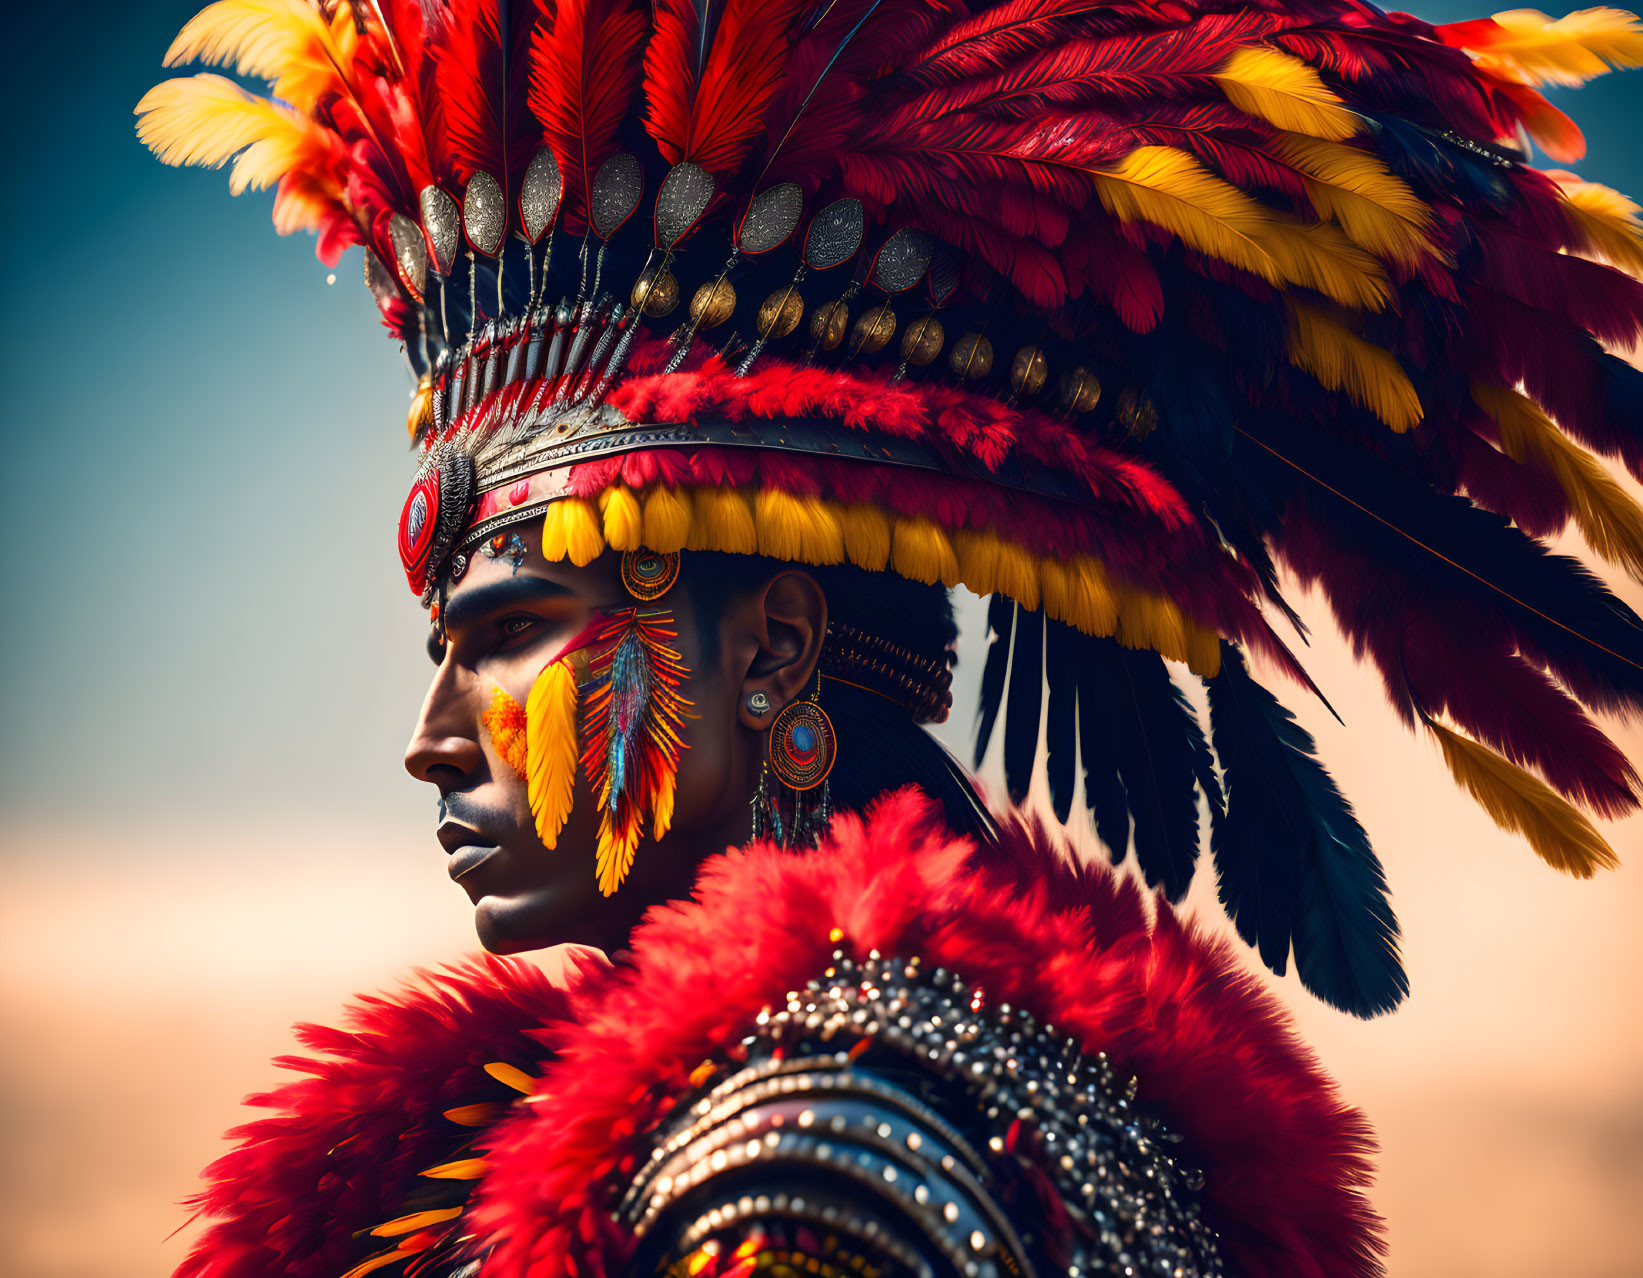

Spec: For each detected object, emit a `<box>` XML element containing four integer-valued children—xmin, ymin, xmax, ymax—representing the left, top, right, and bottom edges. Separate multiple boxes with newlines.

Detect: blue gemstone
<box><xmin>792</xmin><ymin>723</ymin><xmax>815</xmax><ymax>751</ymax></box>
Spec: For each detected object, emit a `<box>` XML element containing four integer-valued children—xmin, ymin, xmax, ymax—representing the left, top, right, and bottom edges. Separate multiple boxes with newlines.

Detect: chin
<box><xmin>472</xmin><ymin>888</ymin><xmax>604</xmax><ymax>954</ymax></box>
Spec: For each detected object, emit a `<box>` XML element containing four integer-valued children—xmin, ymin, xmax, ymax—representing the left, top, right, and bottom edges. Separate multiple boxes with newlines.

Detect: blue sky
<box><xmin>2</xmin><ymin>2</ymin><xmax>1640</xmax><ymax>842</ymax></box>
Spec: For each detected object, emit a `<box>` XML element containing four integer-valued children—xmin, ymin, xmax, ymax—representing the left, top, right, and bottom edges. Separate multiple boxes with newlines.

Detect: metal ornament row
<box><xmin>385</xmin><ymin>150</ymin><xmax>1160</xmax><ymax>443</ymax></box>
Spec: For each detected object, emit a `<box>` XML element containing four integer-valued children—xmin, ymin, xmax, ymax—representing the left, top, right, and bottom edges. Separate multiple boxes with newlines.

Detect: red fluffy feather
<box><xmin>472</xmin><ymin>788</ymin><xmax>1384</xmax><ymax>1278</ymax></box>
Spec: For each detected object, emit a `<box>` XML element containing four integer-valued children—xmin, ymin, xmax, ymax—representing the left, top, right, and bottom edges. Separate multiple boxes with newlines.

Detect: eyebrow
<box><xmin>442</xmin><ymin>575</ymin><xmax>576</xmax><ymax>630</ymax></box>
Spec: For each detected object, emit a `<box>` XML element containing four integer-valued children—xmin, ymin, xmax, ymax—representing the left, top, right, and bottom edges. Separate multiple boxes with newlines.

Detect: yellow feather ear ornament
<box><xmin>525</xmin><ymin>659</ymin><xmax>581</xmax><ymax>850</ymax></box>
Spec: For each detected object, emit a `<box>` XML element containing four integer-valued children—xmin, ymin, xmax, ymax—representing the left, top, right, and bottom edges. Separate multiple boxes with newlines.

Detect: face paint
<box><xmin>482</xmin><ymin>531</ymin><xmax>529</xmax><ymax>575</ymax></box>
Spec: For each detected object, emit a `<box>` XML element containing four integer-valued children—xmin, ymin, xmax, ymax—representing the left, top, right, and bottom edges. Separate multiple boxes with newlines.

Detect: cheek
<box><xmin>669</xmin><ymin>666</ymin><xmax>741</xmax><ymax>828</ymax></box>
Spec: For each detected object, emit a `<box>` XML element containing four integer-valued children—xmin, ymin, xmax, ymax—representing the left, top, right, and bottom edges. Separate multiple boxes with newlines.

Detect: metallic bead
<box><xmin>810</xmin><ymin>299</ymin><xmax>850</xmax><ymax>350</ymax></box>
<box><xmin>852</xmin><ymin>303</ymin><xmax>897</xmax><ymax>354</ymax></box>
<box><xmin>756</xmin><ymin>287</ymin><xmax>805</xmax><ymax>340</ymax></box>
<box><xmin>949</xmin><ymin>333</ymin><xmax>994</xmax><ymax>380</ymax></box>
<box><xmin>1060</xmin><ymin>366</ymin><xmax>1103</xmax><ymax>414</ymax></box>
<box><xmin>1011</xmin><ymin>346</ymin><xmax>1048</xmax><ymax>397</ymax></box>
<box><xmin>900</xmin><ymin>314</ymin><xmax>945</xmax><ymax>366</ymax></box>
<box><xmin>1117</xmin><ymin>387</ymin><xmax>1159</xmax><ymax>438</ymax></box>
<box><xmin>689</xmin><ymin>278</ymin><xmax>738</xmax><ymax>329</ymax></box>
<box><xmin>632</xmin><ymin>267</ymin><xmax>680</xmax><ymax>317</ymax></box>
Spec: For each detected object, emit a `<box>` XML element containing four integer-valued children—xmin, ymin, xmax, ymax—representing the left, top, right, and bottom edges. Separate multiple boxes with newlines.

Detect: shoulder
<box><xmin>174</xmin><ymin>953</ymin><xmax>593</xmax><ymax>1278</ymax></box>
<box><xmin>475</xmin><ymin>788</ymin><xmax>1382</xmax><ymax>1278</ymax></box>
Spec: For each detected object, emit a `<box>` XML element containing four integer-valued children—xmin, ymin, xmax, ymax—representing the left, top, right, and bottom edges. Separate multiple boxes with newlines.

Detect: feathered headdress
<box><xmin>141</xmin><ymin>0</ymin><xmax>1643</xmax><ymax>1016</ymax></box>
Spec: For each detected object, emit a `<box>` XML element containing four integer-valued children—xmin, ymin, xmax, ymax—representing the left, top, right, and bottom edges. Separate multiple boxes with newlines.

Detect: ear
<box><xmin>737</xmin><ymin>570</ymin><xmax>827</xmax><ymax>730</ymax></box>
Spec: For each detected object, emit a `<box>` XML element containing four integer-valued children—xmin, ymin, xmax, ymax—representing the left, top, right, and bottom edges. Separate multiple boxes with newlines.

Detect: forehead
<box><xmin>439</xmin><ymin>521</ymin><xmax>622</xmax><ymax>618</ymax></box>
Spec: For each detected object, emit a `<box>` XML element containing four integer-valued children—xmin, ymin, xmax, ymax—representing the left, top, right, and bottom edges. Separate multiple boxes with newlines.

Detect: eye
<box><xmin>499</xmin><ymin>615</ymin><xmax>537</xmax><ymax>639</ymax></box>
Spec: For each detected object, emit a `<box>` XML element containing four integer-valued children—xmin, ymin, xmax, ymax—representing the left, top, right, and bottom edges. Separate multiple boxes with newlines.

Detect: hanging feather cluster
<box><xmin>141</xmin><ymin>1</ymin><xmax>1643</xmax><ymax>1014</ymax></box>
<box><xmin>579</xmin><ymin>607</ymin><xmax>693</xmax><ymax>895</ymax></box>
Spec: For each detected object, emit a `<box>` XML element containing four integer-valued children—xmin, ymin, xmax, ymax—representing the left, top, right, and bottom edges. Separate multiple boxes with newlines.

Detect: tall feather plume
<box><xmin>162</xmin><ymin>0</ymin><xmax>355</xmax><ymax>113</ymax></box>
<box><xmin>1207</xmin><ymin>646</ymin><xmax>1406</xmax><ymax>1018</ymax></box>
<box><xmin>580</xmin><ymin>608</ymin><xmax>693</xmax><ymax>896</ymax></box>
<box><xmin>436</xmin><ymin>0</ymin><xmax>544</xmax><ymax>191</ymax></box>
<box><xmin>1439</xmin><ymin>7</ymin><xmax>1643</xmax><ymax>88</ymax></box>
<box><xmin>528</xmin><ymin>0</ymin><xmax>647</xmax><ymax>231</ymax></box>
<box><xmin>644</xmin><ymin>0</ymin><xmax>811</xmax><ymax>174</ymax></box>
<box><xmin>526</xmin><ymin>660</ymin><xmax>580</xmax><ymax>850</ymax></box>
<box><xmin>135</xmin><ymin>74</ymin><xmax>343</xmax><ymax>198</ymax></box>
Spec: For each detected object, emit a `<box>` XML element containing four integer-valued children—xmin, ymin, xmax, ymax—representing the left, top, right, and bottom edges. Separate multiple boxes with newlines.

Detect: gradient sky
<box><xmin>1</xmin><ymin>9</ymin><xmax>1641</xmax><ymax>1276</ymax></box>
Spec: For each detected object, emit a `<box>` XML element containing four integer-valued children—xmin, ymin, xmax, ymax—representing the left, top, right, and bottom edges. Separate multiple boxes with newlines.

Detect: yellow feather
<box><xmin>1116</xmin><ymin>591</ymin><xmax>1189</xmax><ymax>663</ymax></box>
<box><xmin>1427</xmin><ymin>719</ymin><xmax>1619</xmax><ymax>876</ymax></box>
<box><xmin>686</xmin><ymin>486</ymin><xmax>758</xmax><ymax>553</ymax></box>
<box><xmin>1472</xmin><ymin>384</ymin><xmax>1643</xmax><ymax>579</ymax></box>
<box><xmin>596</xmin><ymin>815</ymin><xmax>643</xmax><ymax>897</ymax></box>
<box><xmin>541</xmin><ymin>497</ymin><xmax>604</xmax><ymax>565</ymax></box>
<box><xmin>1286</xmin><ymin>301</ymin><xmax>1423</xmax><ymax>431</ymax></box>
<box><xmin>754</xmin><ymin>488</ymin><xmax>810</xmax><ymax>560</ymax></box>
<box><xmin>889</xmin><ymin>518</ymin><xmax>961</xmax><ymax>587</ymax></box>
<box><xmin>994</xmin><ymin>539</ymin><xmax>1041</xmax><ymax>610</ymax></box>
<box><xmin>370</xmin><ymin>1207</ymin><xmax>464</xmax><ymax>1238</ymax></box>
<box><xmin>419</xmin><ymin>1158</ymin><xmax>488</xmax><ymax>1180</ymax></box>
<box><xmin>482</xmin><ymin>1061</ymin><xmax>538</xmax><ymax>1093</ymax></box>
<box><xmin>1277</xmin><ymin>133</ymin><xmax>1440</xmax><ymax>268</ymax></box>
<box><xmin>1038</xmin><ymin>556</ymin><xmax>1072</xmax><ymax>623</ymax></box>
<box><xmin>793</xmin><ymin>495</ymin><xmax>847</xmax><ymax>564</ymax></box>
<box><xmin>340</xmin><ymin>1250</ymin><xmax>415</xmax><ymax>1278</ymax></box>
<box><xmin>1185</xmin><ymin>625</ymin><xmax>1223</xmax><ymax>678</ymax></box>
<box><xmin>1552</xmin><ymin>174</ymin><xmax>1643</xmax><ymax>276</ymax></box>
<box><xmin>441</xmin><ymin>1102</ymin><xmax>502</xmax><ymax>1126</ymax></box>
<box><xmin>642</xmin><ymin>486</ymin><xmax>693</xmax><ymax>552</ymax></box>
<box><xmin>953</xmin><ymin>528</ymin><xmax>1001</xmax><ymax>597</ymax></box>
<box><xmin>1212</xmin><ymin>47</ymin><xmax>1361</xmax><ymax>141</ymax></box>
<box><xmin>651</xmin><ymin>762</ymin><xmax>678</xmax><ymax>841</ymax></box>
<box><xmin>1457</xmin><ymin>7</ymin><xmax>1643</xmax><ymax>87</ymax></box>
<box><xmin>1092</xmin><ymin>147</ymin><xmax>1284</xmax><ymax>287</ymax></box>
<box><xmin>599</xmin><ymin>485</ymin><xmax>643</xmax><ymax>551</ymax></box>
<box><xmin>525</xmin><ymin>661</ymin><xmax>578</xmax><ymax>851</ymax></box>
<box><xmin>135</xmin><ymin>75</ymin><xmax>332</xmax><ymax>196</ymax></box>
<box><xmin>1258</xmin><ymin>219</ymin><xmax>1394</xmax><ymax>311</ymax></box>
<box><xmin>838</xmin><ymin>503</ymin><xmax>892</xmax><ymax>571</ymax></box>
<box><xmin>163</xmin><ymin>0</ymin><xmax>356</xmax><ymax>113</ymax></box>
<box><xmin>1067</xmin><ymin>556</ymin><xmax>1119</xmax><ymax>637</ymax></box>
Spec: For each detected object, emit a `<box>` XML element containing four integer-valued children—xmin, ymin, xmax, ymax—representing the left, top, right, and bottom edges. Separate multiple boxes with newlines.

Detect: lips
<box><xmin>448</xmin><ymin>842</ymin><xmax>502</xmax><ymax>882</ymax></box>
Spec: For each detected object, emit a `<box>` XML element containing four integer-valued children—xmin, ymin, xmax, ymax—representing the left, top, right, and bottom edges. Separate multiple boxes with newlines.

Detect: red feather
<box><xmin>436</xmin><ymin>0</ymin><xmax>546</xmax><ymax>194</ymax></box>
<box><xmin>644</xmin><ymin>0</ymin><xmax>811</xmax><ymax>174</ymax></box>
<box><xmin>527</xmin><ymin>0</ymin><xmax>646</xmax><ymax>231</ymax></box>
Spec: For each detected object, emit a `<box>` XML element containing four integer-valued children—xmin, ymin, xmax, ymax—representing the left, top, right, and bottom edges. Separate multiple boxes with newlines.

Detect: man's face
<box><xmin>403</xmin><ymin>524</ymin><xmax>758</xmax><ymax>954</ymax></box>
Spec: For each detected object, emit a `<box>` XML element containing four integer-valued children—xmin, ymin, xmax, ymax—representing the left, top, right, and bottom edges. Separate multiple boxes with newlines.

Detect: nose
<box><xmin>404</xmin><ymin>656</ymin><xmax>485</xmax><ymax>787</ymax></box>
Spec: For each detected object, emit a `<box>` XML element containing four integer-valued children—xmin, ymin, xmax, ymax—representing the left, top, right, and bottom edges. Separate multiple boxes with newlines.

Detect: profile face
<box><xmin>402</xmin><ymin>525</ymin><xmax>754</xmax><ymax>954</ymax></box>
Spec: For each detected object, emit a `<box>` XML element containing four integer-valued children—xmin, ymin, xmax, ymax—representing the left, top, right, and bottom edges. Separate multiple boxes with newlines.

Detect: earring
<box><xmin>751</xmin><ymin>675</ymin><xmax>835</xmax><ymax>849</ymax></box>
<box><xmin>746</xmin><ymin>689</ymin><xmax>771</xmax><ymax>717</ymax></box>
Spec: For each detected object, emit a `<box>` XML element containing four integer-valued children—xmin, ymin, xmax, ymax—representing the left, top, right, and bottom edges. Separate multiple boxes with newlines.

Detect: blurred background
<box><xmin>1</xmin><ymin>3</ymin><xmax>1639</xmax><ymax>1275</ymax></box>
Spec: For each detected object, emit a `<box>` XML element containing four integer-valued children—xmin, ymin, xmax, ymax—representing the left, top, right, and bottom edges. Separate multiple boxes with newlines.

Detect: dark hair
<box><xmin>684</xmin><ymin>553</ymin><xmax>995</xmax><ymax>845</ymax></box>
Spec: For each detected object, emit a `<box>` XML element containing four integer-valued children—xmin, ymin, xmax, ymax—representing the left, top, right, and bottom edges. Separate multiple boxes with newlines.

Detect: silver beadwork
<box><xmin>804</xmin><ymin>198</ymin><xmax>866</xmax><ymax>271</ymax></box>
<box><xmin>419</xmin><ymin>185</ymin><xmax>462</xmax><ymax>276</ymax></box>
<box><xmin>387</xmin><ymin>214</ymin><xmax>427</xmax><ymax>299</ymax></box>
<box><xmin>655</xmin><ymin>162</ymin><xmax>716</xmax><ymax>249</ymax></box>
<box><xmin>739</xmin><ymin>183</ymin><xmax>805</xmax><ymax>255</ymax></box>
<box><xmin>464</xmin><ymin>171</ymin><xmax>507</xmax><ymax>256</ymax></box>
<box><xmin>519</xmin><ymin>149</ymin><xmax>563</xmax><ymax>244</ymax></box>
<box><xmin>871</xmin><ymin>228</ymin><xmax>936</xmax><ymax>293</ymax></box>
<box><xmin>590</xmin><ymin>153</ymin><xmax>644</xmax><ymax>240</ymax></box>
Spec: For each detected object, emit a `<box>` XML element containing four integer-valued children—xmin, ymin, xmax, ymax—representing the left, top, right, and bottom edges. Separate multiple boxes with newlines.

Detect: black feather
<box><xmin>1002</xmin><ymin>606</ymin><xmax>1044</xmax><ymax>804</ymax></box>
<box><xmin>1207</xmin><ymin>645</ymin><xmax>1407</xmax><ymax>1018</ymax></box>
<box><xmin>1045</xmin><ymin>619</ymin><xmax>1079</xmax><ymax>822</ymax></box>
<box><xmin>973</xmin><ymin>594</ymin><xmax>1014</xmax><ymax>769</ymax></box>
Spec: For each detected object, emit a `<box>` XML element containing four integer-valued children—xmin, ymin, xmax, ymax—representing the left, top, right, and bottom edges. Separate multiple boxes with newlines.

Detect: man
<box><xmin>139</xmin><ymin>2</ymin><xmax>1643</xmax><ymax>1276</ymax></box>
